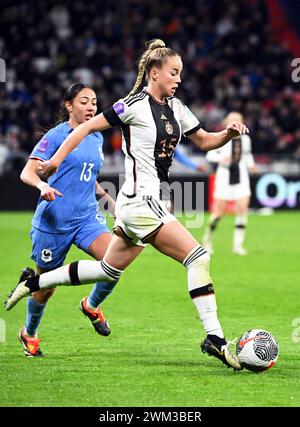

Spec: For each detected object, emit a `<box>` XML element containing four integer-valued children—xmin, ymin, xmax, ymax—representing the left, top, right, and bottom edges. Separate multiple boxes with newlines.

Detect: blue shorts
<box><xmin>30</xmin><ymin>213</ymin><xmax>110</xmax><ymax>269</ymax></box>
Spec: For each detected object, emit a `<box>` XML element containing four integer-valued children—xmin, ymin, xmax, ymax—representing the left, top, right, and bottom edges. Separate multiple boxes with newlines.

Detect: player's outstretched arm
<box><xmin>188</xmin><ymin>121</ymin><xmax>249</xmax><ymax>152</ymax></box>
<box><xmin>21</xmin><ymin>158</ymin><xmax>63</xmax><ymax>201</ymax></box>
<box><xmin>38</xmin><ymin>113</ymin><xmax>111</xmax><ymax>178</ymax></box>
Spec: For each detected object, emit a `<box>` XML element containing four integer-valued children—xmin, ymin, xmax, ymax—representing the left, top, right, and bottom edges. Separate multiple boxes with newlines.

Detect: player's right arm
<box><xmin>20</xmin><ymin>159</ymin><xmax>63</xmax><ymax>202</ymax></box>
<box><xmin>38</xmin><ymin>114</ymin><xmax>111</xmax><ymax>178</ymax></box>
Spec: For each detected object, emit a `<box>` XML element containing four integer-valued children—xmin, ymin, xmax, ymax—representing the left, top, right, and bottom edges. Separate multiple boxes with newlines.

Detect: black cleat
<box><xmin>79</xmin><ymin>297</ymin><xmax>111</xmax><ymax>336</ymax></box>
<box><xmin>201</xmin><ymin>336</ymin><xmax>242</xmax><ymax>370</ymax></box>
<box><xmin>5</xmin><ymin>267</ymin><xmax>37</xmax><ymax>311</ymax></box>
<box><xmin>18</xmin><ymin>267</ymin><xmax>36</xmax><ymax>284</ymax></box>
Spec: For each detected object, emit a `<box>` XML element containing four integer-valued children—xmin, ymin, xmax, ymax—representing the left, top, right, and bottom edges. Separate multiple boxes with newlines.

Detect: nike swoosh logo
<box><xmin>239</xmin><ymin>337</ymin><xmax>257</xmax><ymax>347</ymax></box>
<box><xmin>212</xmin><ymin>345</ymin><xmax>224</xmax><ymax>357</ymax></box>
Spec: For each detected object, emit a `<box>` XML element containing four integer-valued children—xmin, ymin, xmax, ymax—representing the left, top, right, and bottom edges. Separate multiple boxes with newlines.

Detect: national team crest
<box><xmin>41</xmin><ymin>249</ymin><xmax>53</xmax><ymax>262</ymax></box>
<box><xmin>165</xmin><ymin>123</ymin><xmax>173</xmax><ymax>135</ymax></box>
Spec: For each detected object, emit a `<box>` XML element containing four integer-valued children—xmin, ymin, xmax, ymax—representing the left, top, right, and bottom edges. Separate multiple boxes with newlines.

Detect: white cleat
<box><xmin>4</xmin><ymin>267</ymin><xmax>35</xmax><ymax>311</ymax></box>
<box><xmin>233</xmin><ymin>246</ymin><xmax>248</xmax><ymax>256</ymax></box>
<box><xmin>5</xmin><ymin>280</ymin><xmax>31</xmax><ymax>311</ymax></box>
<box><xmin>222</xmin><ymin>343</ymin><xmax>242</xmax><ymax>371</ymax></box>
<box><xmin>201</xmin><ymin>336</ymin><xmax>242</xmax><ymax>371</ymax></box>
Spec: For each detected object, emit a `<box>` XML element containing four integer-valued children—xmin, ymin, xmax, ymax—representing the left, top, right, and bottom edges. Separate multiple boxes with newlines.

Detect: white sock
<box><xmin>86</xmin><ymin>299</ymin><xmax>97</xmax><ymax>311</ymax></box>
<box><xmin>233</xmin><ymin>215</ymin><xmax>247</xmax><ymax>248</ymax></box>
<box><xmin>39</xmin><ymin>260</ymin><xmax>122</xmax><ymax>290</ymax></box>
<box><xmin>183</xmin><ymin>246</ymin><xmax>224</xmax><ymax>338</ymax></box>
<box><xmin>193</xmin><ymin>293</ymin><xmax>224</xmax><ymax>337</ymax></box>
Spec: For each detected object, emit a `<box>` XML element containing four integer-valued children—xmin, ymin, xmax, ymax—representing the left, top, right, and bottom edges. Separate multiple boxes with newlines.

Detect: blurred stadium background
<box><xmin>0</xmin><ymin>0</ymin><xmax>300</xmax><ymax>211</ymax></box>
<box><xmin>1</xmin><ymin>0</ymin><xmax>300</xmax><ymax>409</ymax></box>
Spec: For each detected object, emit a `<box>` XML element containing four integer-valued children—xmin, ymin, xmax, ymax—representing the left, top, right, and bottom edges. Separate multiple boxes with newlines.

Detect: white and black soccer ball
<box><xmin>236</xmin><ymin>329</ymin><xmax>279</xmax><ymax>372</ymax></box>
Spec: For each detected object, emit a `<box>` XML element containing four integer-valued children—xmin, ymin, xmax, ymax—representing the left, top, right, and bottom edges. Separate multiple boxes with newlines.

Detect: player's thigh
<box><xmin>74</xmin><ymin>214</ymin><xmax>111</xmax><ymax>260</ymax></box>
<box><xmin>103</xmin><ymin>234</ymin><xmax>144</xmax><ymax>270</ymax></box>
<box><xmin>87</xmin><ymin>232</ymin><xmax>112</xmax><ymax>261</ymax></box>
<box><xmin>147</xmin><ymin>220</ymin><xmax>199</xmax><ymax>263</ymax></box>
<box><xmin>30</xmin><ymin>227</ymin><xmax>71</xmax><ymax>270</ymax></box>
<box><xmin>212</xmin><ymin>198</ymin><xmax>227</xmax><ymax>217</ymax></box>
<box><xmin>235</xmin><ymin>197</ymin><xmax>250</xmax><ymax>215</ymax></box>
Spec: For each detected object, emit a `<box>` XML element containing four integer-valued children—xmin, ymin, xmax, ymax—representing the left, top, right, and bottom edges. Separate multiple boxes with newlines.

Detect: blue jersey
<box><xmin>31</xmin><ymin>122</ymin><xmax>104</xmax><ymax>233</ymax></box>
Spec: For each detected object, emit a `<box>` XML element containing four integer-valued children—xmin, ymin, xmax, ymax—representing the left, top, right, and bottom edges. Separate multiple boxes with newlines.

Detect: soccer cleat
<box><xmin>233</xmin><ymin>246</ymin><xmax>248</xmax><ymax>256</ymax></box>
<box><xmin>4</xmin><ymin>267</ymin><xmax>37</xmax><ymax>311</ymax></box>
<box><xmin>18</xmin><ymin>327</ymin><xmax>44</xmax><ymax>357</ymax></box>
<box><xmin>201</xmin><ymin>336</ymin><xmax>242</xmax><ymax>370</ymax></box>
<box><xmin>79</xmin><ymin>297</ymin><xmax>111</xmax><ymax>336</ymax></box>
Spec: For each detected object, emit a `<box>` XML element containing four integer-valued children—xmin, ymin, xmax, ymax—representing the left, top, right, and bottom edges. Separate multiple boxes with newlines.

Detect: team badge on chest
<box><xmin>165</xmin><ymin>123</ymin><xmax>173</xmax><ymax>135</ymax></box>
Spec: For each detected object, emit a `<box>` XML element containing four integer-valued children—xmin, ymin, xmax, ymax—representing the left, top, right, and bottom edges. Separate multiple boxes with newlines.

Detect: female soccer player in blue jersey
<box><xmin>17</xmin><ymin>83</ymin><xmax>116</xmax><ymax>357</ymax></box>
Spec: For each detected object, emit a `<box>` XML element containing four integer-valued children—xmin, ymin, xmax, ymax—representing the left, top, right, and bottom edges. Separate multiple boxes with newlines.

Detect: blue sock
<box><xmin>87</xmin><ymin>281</ymin><xmax>118</xmax><ymax>308</ymax></box>
<box><xmin>25</xmin><ymin>297</ymin><xmax>46</xmax><ymax>337</ymax></box>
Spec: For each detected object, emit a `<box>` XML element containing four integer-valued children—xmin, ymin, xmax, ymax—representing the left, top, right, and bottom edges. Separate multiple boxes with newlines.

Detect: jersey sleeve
<box><xmin>30</xmin><ymin>130</ymin><xmax>61</xmax><ymax>161</ymax></box>
<box><xmin>176</xmin><ymin>99</ymin><xmax>202</xmax><ymax>137</ymax></box>
<box><xmin>103</xmin><ymin>99</ymin><xmax>135</xmax><ymax>127</ymax></box>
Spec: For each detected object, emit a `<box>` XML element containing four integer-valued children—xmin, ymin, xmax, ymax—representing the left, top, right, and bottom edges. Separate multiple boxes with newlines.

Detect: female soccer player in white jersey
<box><xmin>203</xmin><ymin>112</ymin><xmax>257</xmax><ymax>255</ymax></box>
<box><xmin>15</xmin><ymin>83</ymin><xmax>117</xmax><ymax>357</ymax></box>
<box><xmin>6</xmin><ymin>40</ymin><xmax>249</xmax><ymax>370</ymax></box>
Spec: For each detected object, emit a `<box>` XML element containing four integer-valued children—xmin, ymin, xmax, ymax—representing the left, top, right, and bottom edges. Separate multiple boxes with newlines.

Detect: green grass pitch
<box><xmin>0</xmin><ymin>211</ymin><xmax>299</xmax><ymax>407</ymax></box>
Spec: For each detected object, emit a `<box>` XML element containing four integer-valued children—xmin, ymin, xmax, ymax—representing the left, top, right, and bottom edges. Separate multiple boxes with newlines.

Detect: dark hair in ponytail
<box><xmin>36</xmin><ymin>83</ymin><xmax>93</xmax><ymax>138</ymax></box>
<box><xmin>55</xmin><ymin>82</ymin><xmax>92</xmax><ymax>124</ymax></box>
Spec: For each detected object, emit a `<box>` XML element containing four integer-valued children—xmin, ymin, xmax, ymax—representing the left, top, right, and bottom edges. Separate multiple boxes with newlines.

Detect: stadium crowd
<box><xmin>0</xmin><ymin>0</ymin><xmax>299</xmax><ymax>176</ymax></box>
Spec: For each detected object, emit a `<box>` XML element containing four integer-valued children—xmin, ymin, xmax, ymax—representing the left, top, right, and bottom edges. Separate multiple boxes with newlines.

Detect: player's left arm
<box><xmin>95</xmin><ymin>182</ymin><xmax>116</xmax><ymax>217</ymax></box>
<box><xmin>188</xmin><ymin>122</ymin><xmax>249</xmax><ymax>151</ymax></box>
<box><xmin>20</xmin><ymin>159</ymin><xmax>63</xmax><ymax>202</ymax></box>
<box><xmin>177</xmin><ymin>100</ymin><xmax>248</xmax><ymax>152</ymax></box>
<box><xmin>38</xmin><ymin>114</ymin><xmax>111</xmax><ymax>177</ymax></box>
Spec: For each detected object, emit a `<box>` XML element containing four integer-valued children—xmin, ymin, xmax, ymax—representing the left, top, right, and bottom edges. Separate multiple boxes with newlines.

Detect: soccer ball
<box><xmin>236</xmin><ymin>329</ymin><xmax>279</xmax><ymax>372</ymax></box>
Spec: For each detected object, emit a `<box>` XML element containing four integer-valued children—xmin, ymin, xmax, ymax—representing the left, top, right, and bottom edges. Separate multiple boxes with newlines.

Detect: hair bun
<box><xmin>147</xmin><ymin>39</ymin><xmax>166</xmax><ymax>51</ymax></box>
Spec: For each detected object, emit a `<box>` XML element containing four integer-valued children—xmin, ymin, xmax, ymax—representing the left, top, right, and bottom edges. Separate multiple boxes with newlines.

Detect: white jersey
<box><xmin>103</xmin><ymin>89</ymin><xmax>201</xmax><ymax>199</ymax></box>
<box><xmin>206</xmin><ymin>134</ymin><xmax>254</xmax><ymax>200</ymax></box>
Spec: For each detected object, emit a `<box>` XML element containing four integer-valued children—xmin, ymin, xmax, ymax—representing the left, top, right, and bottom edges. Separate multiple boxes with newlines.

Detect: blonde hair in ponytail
<box><xmin>127</xmin><ymin>39</ymin><xmax>179</xmax><ymax>97</ymax></box>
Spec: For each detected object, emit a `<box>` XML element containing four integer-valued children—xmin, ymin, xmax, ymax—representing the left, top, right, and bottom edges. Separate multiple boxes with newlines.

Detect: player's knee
<box><xmin>190</xmin><ymin>251</ymin><xmax>211</xmax><ymax>274</ymax></box>
<box><xmin>183</xmin><ymin>246</ymin><xmax>210</xmax><ymax>266</ymax></box>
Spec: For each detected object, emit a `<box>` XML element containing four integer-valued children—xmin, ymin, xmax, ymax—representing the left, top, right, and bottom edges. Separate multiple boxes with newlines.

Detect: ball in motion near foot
<box><xmin>236</xmin><ymin>329</ymin><xmax>279</xmax><ymax>372</ymax></box>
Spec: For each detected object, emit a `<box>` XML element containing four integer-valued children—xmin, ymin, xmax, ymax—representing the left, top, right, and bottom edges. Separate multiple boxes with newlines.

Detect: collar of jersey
<box><xmin>143</xmin><ymin>88</ymin><xmax>168</xmax><ymax>106</ymax></box>
<box><xmin>64</xmin><ymin>121</ymin><xmax>74</xmax><ymax>133</ymax></box>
